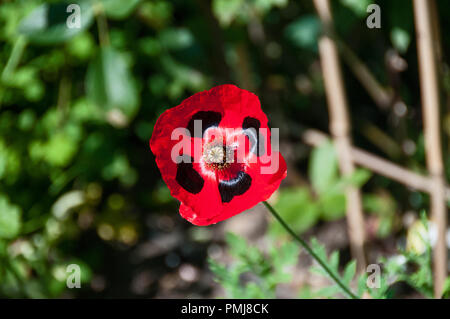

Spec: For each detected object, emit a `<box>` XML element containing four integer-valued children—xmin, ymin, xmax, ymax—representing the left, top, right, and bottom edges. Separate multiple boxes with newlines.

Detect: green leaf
<box><xmin>225</xmin><ymin>232</ymin><xmax>265</xmax><ymax>268</ymax></box>
<box><xmin>159</xmin><ymin>28</ymin><xmax>193</xmax><ymax>50</ymax></box>
<box><xmin>0</xmin><ymin>139</ymin><xmax>21</xmax><ymax>182</ymax></box>
<box><xmin>310</xmin><ymin>238</ymin><xmax>328</xmax><ymax>262</ymax></box>
<box><xmin>309</xmin><ymin>141</ymin><xmax>338</xmax><ymax>194</ymax></box>
<box><xmin>211</xmin><ymin>232</ymin><xmax>299</xmax><ymax>298</ymax></box>
<box><xmin>270</xmin><ymin>187</ymin><xmax>320</xmax><ymax>235</ymax></box>
<box><xmin>343</xmin><ymin>260</ymin><xmax>356</xmax><ymax>285</ymax></box>
<box><xmin>45</xmin><ymin>133</ymin><xmax>78</xmax><ymax>167</ymax></box>
<box><xmin>357</xmin><ymin>274</ymin><xmax>368</xmax><ymax>297</ymax></box>
<box><xmin>212</xmin><ymin>0</ymin><xmax>245</xmax><ymax>26</ymax></box>
<box><xmin>137</xmin><ymin>1</ymin><xmax>173</xmax><ymax>29</ymax></box>
<box><xmin>213</xmin><ymin>0</ymin><xmax>287</xmax><ymax>26</ymax></box>
<box><xmin>346</xmin><ymin>169</ymin><xmax>372</xmax><ymax>187</ymax></box>
<box><xmin>298</xmin><ymin>285</ymin><xmax>315</xmax><ymax>299</ymax></box>
<box><xmin>390</xmin><ymin>27</ymin><xmax>411</xmax><ymax>54</ymax></box>
<box><xmin>0</xmin><ymin>195</ymin><xmax>22</xmax><ymax>239</ymax></box>
<box><xmin>340</xmin><ymin>0</ymin><xmax>373</xmax><ymax>18</ymax></box>
<box><xmin>310</xmin><ymin>265</ymin><xmax>330</xmax><ymax>277</ymax></box>
<box><xmin>285</xmin><ymin>15</ymin><xmax>321</xmax><ymax>51</ymax></box>
<box><xmin>363</xmin><ymin>193</ymin><xmax>395</xmax><ymax>215</ymax></box>
<box><xmin>29</xmin><ymin>131</ymin><xmax>78</xmax><ymax>167</ymax></box>
<box><xmin>363</xmin><ymin>193</ymin><xmax>396</xmax><ymax>237</ymax></box>
<box><xmin>329</xmin><ymin>251</ymin><xmax>340</xmax><ymax>271</ymax></box>
<box><xmin>270</xmin><ymin>242</ymin><xmax>299</xmax><ymax>271</ymax></box>
<box><xmin>243</xmin><ymin>282</ymin><xmax>268</xmax><ymax>299</ymax></box>
<box><xmin>101</xmin><ymin>0</ymin><xmax>141</xmax><ymax>19</ymax></box>
<box><xmin>19</xmin><ymin>1</ymin><xmax>94</xmax><ymax>45</ymax></box>
<box><xmin>208</xmin><ymin>258</ymin><xmax>230</xmax><ymax>282</ymax></box>
<box><xmin>86</xmin><ymin>47</ymin><xmax>139</xmax><ymax>125</ymax></box>
<box><xmin>319</xmin><ymin>193</ymin><xmax>346</xmax><ymax>221</ymax></box>
<box><xmin>225</xmin><ymin>232</ymin><xmax>248</xmax><ymax>257</ymax></box>
<box><xmin>387</xmin><ymin>1</ymin><xmax>414</xmax><ymax>54</ymax></box>
<box><xmin>442</xmin><ymin>277</ymin><xmax>450</xmax><ymax>299</ymax></box>
<box><xmin>316</xmin><ymin>285</ymin><xmax>342</xmax><ymax>298</ymax></box>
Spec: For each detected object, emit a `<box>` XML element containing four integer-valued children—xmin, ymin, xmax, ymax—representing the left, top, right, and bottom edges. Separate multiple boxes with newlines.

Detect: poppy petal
<box><xmin>150</xmin><ymin>84</ymin><xmax>287</xmax><ymax>226</ymax></box>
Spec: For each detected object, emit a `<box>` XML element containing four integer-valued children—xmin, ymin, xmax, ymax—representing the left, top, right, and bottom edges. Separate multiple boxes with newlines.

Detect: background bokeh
<box><xmin>0</xmin><ymin>0</ymin><xmax>449</xmax><ymax>298</ymax></box>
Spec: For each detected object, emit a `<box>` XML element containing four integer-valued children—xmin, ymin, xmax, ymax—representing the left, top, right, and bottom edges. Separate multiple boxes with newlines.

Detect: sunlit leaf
<box><xmin>343</xmin><ymin>260</ymin><xmax>356</xmax><ymax>285</ymax></box>
<box><xmin>159</xmin><ymin>28</ymin><xmax>193</xmax><ymax>50</ymax></box>
<box><xmin>19</xmin><ymin>1</ymin><xmax>94</xmax><ymax>45</ymax></box>
<box><xmin>213</xmin><ymin>0</ymin><xmax>245</xmax><ymax>26</ymax></box>
<box><xmin>340</xmin><ymin>0</ymin><xmax>373</xmax><ymax>18</ymax></box>
<box><xmin>319</xmin><ymin>192</ymin><xmax>346</xmax><ymax>221</ymax></box>
<box><xmin>390</xmin><ymin>27</ymin><xmax>411</xmax><ymax>54</ymax></box>
<box><xmin>346</xmin><ymin>169</ymin><xmax>372</xmax><ymax>187</ymax></box>
<box><xmin>270</xmin><ymin>187</ymin><xmax>320</xmax><ymax>235</ymax></box>
<box><xmin>285</xmin><ymin>15</ymin><xmax>321</xmax><ymax>51</ymax></box>
<box><xmin>86</xmin><ymin>47</ymin><xmax>139</xmax><ymax>126</ymax></box>
<box><xmin>309</xmin><ymin>140</ymin><xmax>338</xmax><ymax>194</ymax></box>
<box><xmin>0</xmin><ymin>195</ymin><xmax>21</xmax><ymax>239</ymax></box>
<box><xmin>101</xmin><ymin>0</ymin><xmax>141</xmax><ymax>19</ymax></box>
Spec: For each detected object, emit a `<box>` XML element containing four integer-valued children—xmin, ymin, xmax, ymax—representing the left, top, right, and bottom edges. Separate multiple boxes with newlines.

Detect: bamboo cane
<box><xmin>302</xmin><ymin>128</ymin><xmax>450</xmax><ymax>200</ymax></box>
<box><xmin>413</xmin><ymin>0</ymin><xmax>447</xmax><ymax>298</ymax></box>
<box><xmin>313</xmin><ymin>0</ymin><xmax>367</xmax><ymax>271</ymax></box>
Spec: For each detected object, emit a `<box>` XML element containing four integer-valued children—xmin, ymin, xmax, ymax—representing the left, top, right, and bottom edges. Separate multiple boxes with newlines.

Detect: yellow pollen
<box><xmin>203</xmin><ymin>143</ymin><xmax>233</xmax><ymax>170</ymax></box>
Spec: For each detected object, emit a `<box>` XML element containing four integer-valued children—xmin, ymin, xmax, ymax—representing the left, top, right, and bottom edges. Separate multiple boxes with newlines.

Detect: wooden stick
<box><xmin>338</xmin><ymin>41</ymin><xmax>392</xmax><ymax>109</ymax></box>
<box><xmin>302</xmin><ymin>129</ymin><xmax>450</xmax><ymax>199</ymax></box>
<box><xmin>313</xmin><ymin>0</ymin><xmax>367</xmax><ymax>271</ymax></box>
<box><xmin>413</xmin><ymin>0</ymin><xmax>447</xmax><ymax>298</ymax></box>
<box><xmin>429</xmin><ymin>0</ymin><xmax>443</xmax><ymax>65</ymax></box>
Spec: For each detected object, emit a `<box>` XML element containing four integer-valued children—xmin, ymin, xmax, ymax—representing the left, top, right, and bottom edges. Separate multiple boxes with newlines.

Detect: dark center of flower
<box><xmin>203</xmin><ymin>142</ymin><xmax>234</xmax><ymax>170</ymax></box>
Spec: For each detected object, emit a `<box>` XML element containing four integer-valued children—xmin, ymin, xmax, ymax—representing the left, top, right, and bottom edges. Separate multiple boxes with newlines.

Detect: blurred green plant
<box><xmin>0</xmin><ymin>0</ymin><xmax>205</xmax><ymax>297</ymax></box>
<box><xmin>209</xmin><ymin>232</ymin><xmax>299</xmax><ymax>298</ymax></box>
<box><xmin>213</xmin><ymin>218</ymin><xmax>450</xmax><ymax>299</ymax></box>
<box><xmin>218</xmin><ymin>207</ymin><xmax>450</xmax><ymax>299</ymax></box>
<box><xmin>212</xmin><ymin>0</ymin><xmax>288</xmax><ymax>26</ymax></box>
<box><xmin>269</xmin><ymin>141</ymin><xmax>394</xmax><ymax>237</ymax></box>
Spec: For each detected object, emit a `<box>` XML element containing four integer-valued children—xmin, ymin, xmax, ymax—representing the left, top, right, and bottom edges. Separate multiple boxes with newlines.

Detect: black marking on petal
<box><xmin>242</xmin><ymin>117</ymin><xmax>265</xmax><ymax>156</ymax></box>
<box><xmin>243</xmin><ymin>117</ymin><xmax>261</xmax><ymax>131</ymax></box>
<box><xmin>176</xmin><ymin>155</ymin><xmax>204</xmax><ymax>194</ymax></box>
<box><xmin>218</xmin><ymin>171</ymin><xmax>252</xmax><ymax>203</ymax></box>
<box><xmin>187</xmin><ymin>111</ymin><xmax>222</xmax><ymax>138</ymax></box>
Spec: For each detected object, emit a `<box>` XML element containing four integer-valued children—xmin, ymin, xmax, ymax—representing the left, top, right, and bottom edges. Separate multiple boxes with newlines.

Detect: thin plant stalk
<box><xmin>413</xmin><ymin>0</ymin><xmax>447</xmax><ymax>297</ymax></box>
<box><xmin>94</xmin><ymin>0</ymin><xmax>110</xmax><ymax>47</ymax></box>
<box><xmin>263</xmin><ymin>201</ymin><xmax>358</xmax><ymax>299</ymax></box>
<box><xmin>337</xmin><ymin>40</ymin><xmax>392</xmax><ymax>109</ymax></box>
<box><xmin>1</xmin><ymin>36</ymin><xmax>27</xmax><ymax>82</ymax></box>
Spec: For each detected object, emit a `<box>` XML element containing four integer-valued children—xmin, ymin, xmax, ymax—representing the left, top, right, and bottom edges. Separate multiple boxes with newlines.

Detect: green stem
<box><xmin>1</xmin><ymin>36</ymin><xmax>27</xmax><ymax>82</ymax></box>
<box><xmin>263</xmin><ymin>201</ymin><xmax>358</xmax><ymax>299</ymax></box>
<box><xmin>94</xmin><ymin>0</ymin><xmax>110</xmax><ymax>47</ymax></box>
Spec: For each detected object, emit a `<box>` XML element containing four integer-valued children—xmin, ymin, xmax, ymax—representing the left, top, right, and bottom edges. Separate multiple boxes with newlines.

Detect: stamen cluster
<box><xmin>203</xmin><ymin>142</ymin><xmax>234</xmax><ymax>170</ymax></box>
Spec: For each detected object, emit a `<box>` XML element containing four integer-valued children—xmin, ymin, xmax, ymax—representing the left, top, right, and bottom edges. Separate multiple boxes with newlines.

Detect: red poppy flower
<box><xmin>150</xmin><ymin>84</ymin><xmax>287</xmax><ymax>225</ymax></box>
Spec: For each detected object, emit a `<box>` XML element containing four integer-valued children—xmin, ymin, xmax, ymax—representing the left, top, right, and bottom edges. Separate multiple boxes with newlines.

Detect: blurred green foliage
<box><xmin>270</xmin><ymin>141</ymin><xmax>397</xmax><ymax>238</ymax></box>
<box><xmin>0</xmin><ymin>0</ymin><xmax>195</xmax><ymax>298</ymax></box>
<box><xmin>209</xmin><ymin>232</ymin><xmax>299</xmax><ymax>298</ymax></box>
<box><xmin>212</xmin><ymin>222</ymin><xmax>450</xmax><ymax>299</ymax></box>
